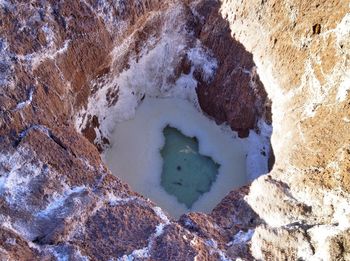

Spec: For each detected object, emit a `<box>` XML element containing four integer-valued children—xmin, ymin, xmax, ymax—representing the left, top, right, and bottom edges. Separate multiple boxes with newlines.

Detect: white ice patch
<box><xmin>103</xmin><ymin>98</ymin><xmax>269</xmax><ymax>218</ymax></box>
<box><xmin>5</xmin><ymin>238</ymin><xmax>16</xmax><ymax>245</ymax></box>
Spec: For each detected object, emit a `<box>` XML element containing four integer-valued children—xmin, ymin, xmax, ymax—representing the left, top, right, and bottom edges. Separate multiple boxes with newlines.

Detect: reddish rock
<box><xmin>72</xmin><ymin>202</ymin><xmax>162</xmax><ymax>259</ymax></box>
<box><xmin>194</xmin><ymin>0</ymin><xmax>271</xmax><ymax>137</ymax></box>
<box><xmin>150</xmin><ymin>224</ymin><xmax>211</xmax><ymax>260</ymax></box>
<box><xmin>4</xmin><ymin>0</ymin><xmax>333</xmax><ymax>260</ymax></box>
<box><xmin>0</xmin><ymin>228</ymin><xmax>42</xmax><ymax>261</ymax></box>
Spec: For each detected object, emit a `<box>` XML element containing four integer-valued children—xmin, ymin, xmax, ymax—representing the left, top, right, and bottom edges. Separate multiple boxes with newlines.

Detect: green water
<box><xmin>160</xmin><ymin>126</ymin><xmax>220</xmax><ymax>209</ymax></box>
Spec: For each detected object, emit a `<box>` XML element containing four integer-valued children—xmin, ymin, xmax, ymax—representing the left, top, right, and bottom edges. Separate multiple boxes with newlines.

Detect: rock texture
<box><xmin>194</xmin><ymin>0</ymin><xmax>271</xmax><ymax>138</ymax></box>
<box><xmin>0</xmin><ymin>0</ymin><xmax>349</xmax><ymax>260</ymax></box>
<box><xmin>220</xmin><ymin>0</ymin><xmax>350</xmax><ymax>259</ymax></box>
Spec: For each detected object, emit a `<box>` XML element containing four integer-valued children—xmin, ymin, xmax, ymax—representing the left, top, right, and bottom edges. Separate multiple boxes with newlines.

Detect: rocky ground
<box><xmin>0</xmin><ymin>0</ymin><xmax>349</xmax><ymax>260</ymax></box>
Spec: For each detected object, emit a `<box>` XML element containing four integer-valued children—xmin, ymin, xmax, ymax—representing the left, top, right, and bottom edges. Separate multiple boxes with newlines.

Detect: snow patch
<box><xmin>118</xmin><ymin>247</ymin><xmax>149</xmax><ymax>261</ymax></box>
<box><xmin>154</xmin><ymin>223</ymin><xmax>166</xmax><ymax>238</ymax></box>
<box><xmin>16</xmin><ymin>125</ymin><xmax>51</xmax><ymax>144</ymax></box>
<box><xmin>51</xmin><ymin>250</ymin><xmax>70</xmax><ymax>261</ymax></box>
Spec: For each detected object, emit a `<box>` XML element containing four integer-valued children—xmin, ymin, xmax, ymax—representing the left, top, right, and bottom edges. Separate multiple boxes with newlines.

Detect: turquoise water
<box><xmin>105</xmin><ymin>98</ymin><xmax>252</xmax><ymax>218</ymax></box>
<box><xmin>160</xmin><ymin>126</ymin><xmax>220</xmax><ymax>208</ymax></box>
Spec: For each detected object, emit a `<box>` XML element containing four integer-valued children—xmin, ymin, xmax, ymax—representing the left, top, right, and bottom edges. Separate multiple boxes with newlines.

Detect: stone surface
<box><xmin>194</xmin><ymin>0</ymin><xmax>271</xmax><ymax>138</ymax></box>
<box><xmin>220</xmin><ymin>0</ymin><xmax>350</xmax><ymax>259</ymax></box>
<box><xmin>0</xmin><ymin>0</ymin><xmax>349</xmax><ymax>260</ymax></box>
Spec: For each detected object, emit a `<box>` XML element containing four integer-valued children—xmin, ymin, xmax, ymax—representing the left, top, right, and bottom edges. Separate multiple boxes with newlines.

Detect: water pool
<box><xmin>103</xmin><ymin>97</ymin><xmax>248</xmax><ymax>218</ymax></box>
<box><xmin>160</xmin><ymin>126</ymin><xmax>220</xmax><ymax>208</ymax></box>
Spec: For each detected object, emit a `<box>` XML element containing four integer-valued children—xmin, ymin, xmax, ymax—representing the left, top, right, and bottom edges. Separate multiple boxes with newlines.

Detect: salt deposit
<box><xmin>103</xmin><ymin>97</ymin><xmax>270</xmax><ymax>218</ymax></box>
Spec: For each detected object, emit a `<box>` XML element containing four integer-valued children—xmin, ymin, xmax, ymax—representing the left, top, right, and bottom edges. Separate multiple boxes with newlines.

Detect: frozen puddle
<box><xmin>103</xmin><ymin>97</ymin><xmax>259</xmax><ymax>218</ymax></box>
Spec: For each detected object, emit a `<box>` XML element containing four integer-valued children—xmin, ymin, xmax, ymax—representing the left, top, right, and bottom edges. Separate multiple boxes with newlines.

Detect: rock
<box><xmin>221</xmin><ymin>0</ymin><xmax>350</xmax><ymax>259</ymax></box>
<box><xmin>0</xmin><ymin>0</ymin><xmax>349</xmax><ymax>260</ymax></box>
<box><xmin>0</xmin><ymin>227</ymin><xmax>43</xmax><ymax>261</ymax></box>
<box><xmin>194</xmin><ymin>0</ymin><xmax>271</xmax><ymax>137</ymax></box>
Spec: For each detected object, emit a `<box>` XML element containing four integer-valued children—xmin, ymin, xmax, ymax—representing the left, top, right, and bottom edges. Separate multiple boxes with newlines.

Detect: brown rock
<box><xmin>0</xmin><ymin>0</ymin><xmax>348</xmax><ymax>260</ymax></box>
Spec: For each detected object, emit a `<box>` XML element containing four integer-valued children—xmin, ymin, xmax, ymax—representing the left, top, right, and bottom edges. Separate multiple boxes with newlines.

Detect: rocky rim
<box><xmin>0</xmin><ymin>0</ymin><xmax>349</xmax><ymax>260</ymax></box>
